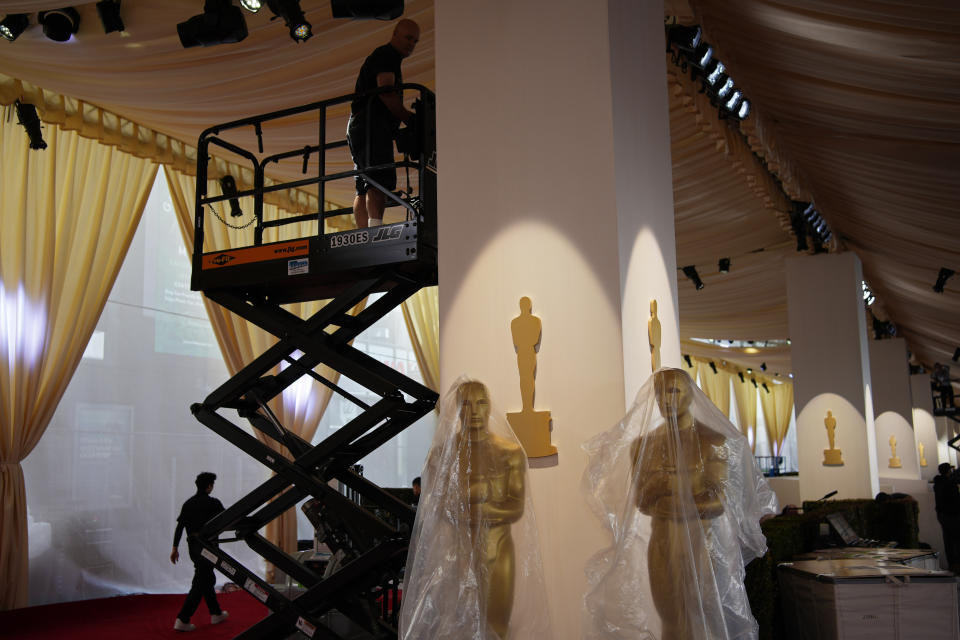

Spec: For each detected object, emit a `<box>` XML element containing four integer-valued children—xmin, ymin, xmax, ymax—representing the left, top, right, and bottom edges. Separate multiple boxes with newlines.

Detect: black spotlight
<box><xmin>760</xmin><ymin>362</ymin><xmax>767</xmax><ymax>371</ymax></box>
<box><xmin>0</xmin><ymin>14</ymin><xmax>30</xmax><ymax>41</ymax></box>
<box><xmin>14</xmin><ymin>100</ymin><xmax>46</xmax><ymax>150</ymax></box>
<box><xmin>219</xmin><ymin>175</ymin><xmax>243</xmax><ymax>218</ymax></box>
<box><xmin>952</xmin><ymin>347</ymin><xmax>960</xmax><ymax>363</ymax></box>
<box><xmin>681</xmin><ymin>265</ymin><xmax>704</xmax><ymax>290</ymax></box>
<box><xmin>751</xmin><ymin>378</ymin><xmax>758</xmax><ymax>389</ymax></box>
<box><xmin>709</xmin><ymin>361</ymin><xmax>718</xmax><ymax>374</ymax></box>
<box><xmin>738</xmin><ymin>371</ymin><xmax>745</xmax><ymax>383</ymax></box>
<box><xmin>331</xmin><ymin>0</ymin><xmax>404</xmax><ymax>20</ymax></box>
<box><xmin>683</xmin><ymin>354</ymin><xmax>693</xmax><ymax>368</ymax></box>
<box><xmin>178</xmin><ymin>0</ymin><xmax>248</xmax><ymax>48</ymax></box>
<box><xmin>933</xmin><ymin>267</ymin><xmax>955</xmax><ymax>293</ymax></box>
<box><xmin>746</xmin><ymin>367</ymin><xmax>753</xmax><ymax>375</ymax></box>
<box><xmin>762</xmin><ymin>382</ymin><xmax>770</xmax><ymax>394</ymax></box>
<box><xmin>718</xmin><ymin>257</ymin><xmax>730</xmax><ymax>273</ymax></box>
<box><xmin>96</xmin><ymin>1</ymin><xmax>124</xmax><ymax>33</ymax></box>
<box><xmin>268</xmin><ymin>0</ymin><xmax>312</xmax><ymax>42</ymax></box>
<box><xmin>38</xmin><ymin>8</ymin><xmax>80</xmax><ymax>42</ymax></box>
<box><xmin>666</xmin><ymin>24</ymin><xmax>701</xmax><ymax>53</ymax></box>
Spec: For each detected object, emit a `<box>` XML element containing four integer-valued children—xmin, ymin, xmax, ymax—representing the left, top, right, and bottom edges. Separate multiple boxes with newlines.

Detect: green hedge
<box><xmin>745</xmin><ymin>497</ymin><xmax>920</xmax><ymax>639</ymax></box>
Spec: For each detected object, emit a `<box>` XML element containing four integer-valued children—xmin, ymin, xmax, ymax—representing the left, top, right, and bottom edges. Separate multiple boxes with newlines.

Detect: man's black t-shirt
<box><xmin>173</xmin><ymin>492</ymin><xmax>225</xmax><ymax>549</ymax></box>
<box><xmin>351</xmin><ymin>43</ymin><xmax>403</xmax><ymax>126</ymax></box>
<box><xmin>935</xmin><ymin>474</ymin><xmax>960</xmax><ymax>516</ymax></box>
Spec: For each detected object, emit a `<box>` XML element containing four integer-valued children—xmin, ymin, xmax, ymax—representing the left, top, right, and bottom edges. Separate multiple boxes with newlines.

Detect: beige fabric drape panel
<box><xmin>696</xmin><ymin>364</ymin><xmax>731</xmax><ymax>417</ymax></box>
<box><xmin>760</xmin><ymin>382</ymin><xmax>795</xmax><ymax>458</ymax></box>
<box><xmin>164</xmin><ymin>166</ymin><xmax>363</xmax><ymax>581</ymax></box>
<box><xmin>0</xmin><ymin>117</ymin><xmax>157</xmax><ymax>609</ymax></box>
<box><xmin>400</xmin><ymin>286</ymin><xmax>439</xmax><ymax>394</ymax></box>
<box><xmin>732</xmin><ymin>375</ymin><xmax>759</xmax><ymax>453</ymax></box>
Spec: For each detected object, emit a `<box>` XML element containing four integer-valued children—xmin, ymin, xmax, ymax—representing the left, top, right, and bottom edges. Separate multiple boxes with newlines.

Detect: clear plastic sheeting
<box><xmin>400</xmin><ymin>378</ymin><xmax>552</xmax><ymax>640</ymax></box>
<box><xmin>582</xmin><ymin>368</ymin><xmax>777</xmax><ymax>640</ymax></box>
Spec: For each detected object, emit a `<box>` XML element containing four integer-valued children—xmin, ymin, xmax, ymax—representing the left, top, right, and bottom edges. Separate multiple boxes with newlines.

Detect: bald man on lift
<box><xmin>347</xmin><ymin>19</ymin><xmax>420</xmax><ymax>228</ymax></box>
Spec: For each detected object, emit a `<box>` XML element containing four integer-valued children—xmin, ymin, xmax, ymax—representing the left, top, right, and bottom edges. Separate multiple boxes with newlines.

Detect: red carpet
<box><xmin>0</xmin><ymin>591</ymin><xmax>270</xmax><ymax>639</ymax></box>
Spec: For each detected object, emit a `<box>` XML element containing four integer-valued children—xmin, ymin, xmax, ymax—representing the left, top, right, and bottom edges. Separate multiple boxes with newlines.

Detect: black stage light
<box><xmin>219</xmin><ymin>175</ymin><xmax>243</xmax><ymax>217</ymax></box>
<box><xmin>790</xmin><ymin>203</ymin><xmax>809</xmax><ymax>252</ymax></box>
<box><xmin>751</xmin><ymin>378</ymin><xmax>758</xmax><ymax>389</ymax></box>
<box><xmin>709</xmin><ymin>361</ymin><xmax>718</xmax><ymax>374</ymax></box>
<box><xmin>933</xmin><ymin>267</ymin><xmax>955</xmax><ymax>293</ymax></box>
<box><xmin>331</xmin><ymin>0</ymin><xmax>404</xmax><ymax>20</ymax></box>
<box><xmin>952</xmin><ymin>347</ymin><xmax>960</xmax><ymax>363</ymax></box>
<box><xmin>691</xmin><ymin>43</ymin><xmax>713</xmax><ymax>69</ymax></box>
<box><xmin>683</xmin><ymin>354</ymin><xmax>693</xmax><ymax>368</ymax></box>
<box><xmin>738</xmin><ymin>371</ymin><xmax>745</xmax><ymax>383</ymax></box>
<box><xmin>178</xmin><ymin>0</ymin><xmax>248</xmax><ymax>48</ymax></box>
<box><xmin>14</xmin><ymin>100</ymin><xmax>46</xmax><ymax>150</ymax></box>
<box><xmin>746</xmin><ymin>367</ymin><xmax>753</xmax><ymax>374</ymax></box>
<box><xmin>718</xmin><ymin>258</ymin><xmax>730</xmax><ymax>273</ymax></box>
<box><xmin>762</xmin><ymin>383</ymin><xmax>770</xmax><ymax>393</ymax></box>
<box><xmin>38</xmin><ymin>8</ymin><xmax>80</xmax><ymax>42</ymax></box>
<box><xmin>268</xmin><ymin>0</ymin><xmax>311</xmax><ymax>41</ymax></box>
<box><xmin>0</xmin><ymin>14</ymin><xmax>30</xmax><ymax>41</ymax></box>
<box><xmin>240</xmin><ymin>0</ymin><xmax>263</xmax><ymax>11</ymax></box>
<box><xmin>666</xmin><ymin>24</ymin><xmax>701</xmax><ymax>53</ymax></box>
<box><xmin>760</xmin><ymin>362</ymin><xmax>767</xmax><ymax>371</ymax></box>
<box><xmin>96</xmin><ymin>1</ymin><xmax>124</xmax><ymax>33</ymax></box>
<box><xmin>681</xmin><ymin>265</ymin><xmax>704</xmax><ymax>290</ymax></box>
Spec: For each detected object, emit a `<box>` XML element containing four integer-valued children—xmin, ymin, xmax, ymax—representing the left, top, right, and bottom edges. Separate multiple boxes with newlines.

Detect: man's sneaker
<box><xmin>173</xmin><ymin>618</ymin><xmax>196</xmax><ymax>632</ymax></box>
<box><xmin>211</xmin><ymin>611</ymin><xmax>230</xmax><ymax>625</ymax></box>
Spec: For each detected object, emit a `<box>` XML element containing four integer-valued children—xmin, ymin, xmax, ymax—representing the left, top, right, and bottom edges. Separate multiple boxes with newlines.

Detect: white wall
<box><xmin>911</xmin><ymin>373</ymin><xmax>939</xmax><ymax>481</ymax></box>
<box><xmin>435</xmin><ymin>1</ymin><xmax>676</xmax><ymax>636</ymax></box>
<box><xmin>786</xmin><ymin>253</ymin><xmax>878</xmax><ymax>501</ymax></box>
<box><xmin>870</xmin><ymin>339</ymin><xmax>919</xmax><ymax>479</ymax></box>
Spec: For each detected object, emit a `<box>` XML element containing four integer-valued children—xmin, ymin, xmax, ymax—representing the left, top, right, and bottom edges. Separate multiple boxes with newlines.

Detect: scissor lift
<box><xmin>187</xmin><ymin>85</ymin><xmax>438</xmax><ymax>639</ymax></box>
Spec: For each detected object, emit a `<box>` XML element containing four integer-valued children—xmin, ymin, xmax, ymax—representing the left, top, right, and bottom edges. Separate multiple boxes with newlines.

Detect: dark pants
<box><xmin>177</xmin><ymin>544</ymin><xmax>221</xmax><ymax>623</ymax></box>
<box><xmin>938</xmin><ymin>512</ymin><xmax>960</xmax><ymax>572</ymax></box>
<box><xmin>347</xmin><ymin>111</ymin><xmax>397</xmax><ymax>195</ymax></box>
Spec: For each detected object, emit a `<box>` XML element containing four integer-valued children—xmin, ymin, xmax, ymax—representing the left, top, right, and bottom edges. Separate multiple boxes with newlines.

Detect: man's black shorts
<box><xmin>347</xmin><ymin>112</ymin><xmax>397</xmax><ymax>196</ymax></box>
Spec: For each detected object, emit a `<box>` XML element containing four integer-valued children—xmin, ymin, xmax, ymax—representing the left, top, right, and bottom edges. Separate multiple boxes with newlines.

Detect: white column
<box><xmin>786</xmin><ymin>253</ymin><xmax>878</xmax><ymax>501</ymax></box>
<box><xmin>870</xmin><ymin>338</ymin><xmax>919</xmax><ymax>481</ymax></box>
<box><xmin>436</xmin><ymin>1</ymin><xmax>677</xmax><ymax>636</ymax></box>
<box><xmin>910</xmin><ymin>372</ymin><xmax>938</xmax><ymax>481</ymax></box>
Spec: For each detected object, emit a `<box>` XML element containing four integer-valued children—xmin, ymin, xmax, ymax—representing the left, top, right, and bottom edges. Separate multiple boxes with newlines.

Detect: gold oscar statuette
<box><xmin>822</xmin><ymin>410</ymin><xmax>844</xmax><ymax>466</ymax></box>
<box><xmin>919</xmin><ymin>441</ymin><xmax>927</xmax><ymax>467</ymax></box>
<box><xmin>888</xmin><ymin>434</ymin><xmax>902</xmax><ymax>468</ymax></box>
<box><xmin>457</xmin><ymin>381</ymin><xmax>525</xmax><ymax>639</ymax></box>
<box><xmin>506</xmin><ymin>297</ymin><xmax>557</xmax><ymax>457</ymax></box>
<box><xmin>632</xmin><ymin>370</ymin><xmax>727</xmax><ymax>640</ymax></box>
<box><xmin>648</xmin><ymin>299</ymin><xmax>662</xmax><ymax>373</ymax></box>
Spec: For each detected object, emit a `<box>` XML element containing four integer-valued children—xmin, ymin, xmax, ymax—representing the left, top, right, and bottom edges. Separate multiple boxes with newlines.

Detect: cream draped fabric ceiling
<box><xmin>0</xmin><ymin>1</ymin><xmax>956</xmax><ymax>375</ymax></box>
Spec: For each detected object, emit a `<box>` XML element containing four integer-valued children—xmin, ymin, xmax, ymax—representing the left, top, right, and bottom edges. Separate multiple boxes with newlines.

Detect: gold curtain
<box><xmin>400</xmin><ymin>286</ymin><xmax>439</xmax><ymax>393</ymax></box>
<box><xmin>696</xmin><ymin>363</ymin><xmax>731</xmax><ymax>417</ymax></box>
<box><xmin>164</xmin><ymin>166</ymin><xmax>364</xmax><ymax>581</ymax></box>
<box><xmin>760</xmin><ymin>382</ymin><xmax>795</xmax><ymax>458</ymax></box>
<box><xmin>732</xmin><ymin>373</ymin><xmax>759</xmax><ymax>453</ymax></box>
<box><xmin>0</xmin><ymin>117</ymin><xmax>157</xmax><ymax>609</ymax></box>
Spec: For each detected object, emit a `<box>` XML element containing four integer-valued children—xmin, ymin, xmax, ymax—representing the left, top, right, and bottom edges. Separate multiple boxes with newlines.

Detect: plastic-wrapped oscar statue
<box><xmin>400</xmin><ymin>379</ymin><xmax>552</xmax><ymax>640</ymax></box>
<box><xmin>583</xmin><ymin>368</ymin><xmax>778</xmax><ymax>640</ymax></box>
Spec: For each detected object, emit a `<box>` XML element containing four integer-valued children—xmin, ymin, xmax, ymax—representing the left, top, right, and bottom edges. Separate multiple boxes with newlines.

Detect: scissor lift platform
<box><xmin>186</xmin><ymin>86</ymin><xmax>438</xmax><ymax>639</ymax></box>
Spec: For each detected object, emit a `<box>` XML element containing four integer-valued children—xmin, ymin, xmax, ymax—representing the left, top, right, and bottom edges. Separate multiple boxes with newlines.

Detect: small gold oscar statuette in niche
<box><xmin>822</xmin><ymin>410</ymin><xmax>844</xmax><ymax>466</ymax></box>
<box><xmin>506</xmin><ymin>297</ymin><xmax>557</xmax><ymax>457</ymax></box>
<box><xmin>888</xmin><ymin>435</ymin><xmax>902</xmax><ymax>468</ymax></box>
<box><xmin>648</xmin><ymin>299</ymin><xmax>662</xmax><ymax>373</ymax></box>
<box><xmin>919</xmin><ymin>441</ymin><xmax>928</xmax><ymax>467</ymax></box>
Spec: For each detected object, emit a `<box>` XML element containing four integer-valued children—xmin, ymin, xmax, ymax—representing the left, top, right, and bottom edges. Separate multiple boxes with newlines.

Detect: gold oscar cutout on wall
<box><xmin>822</xmin><ymin>410</ymin><xmax>844</xmax><ymax>466</ymax></box>
<box><xmin>649</xmin><ymin>299</ymin><xmax>662</xmax><ymax>373</ymax></box>
<box><xmin>506</xmin><ymin>297</ymin><xmax>558</xmax><ymax>457</ymax></box>
<box><xmin>888</xmin><ymin>434</ymin><xmax>902</xmax><ymax>468</ymax></box>
<box><xmin>918</xmin><ymin>441</ymin><xmax>927</xmax><ymax>467</ymax></box>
